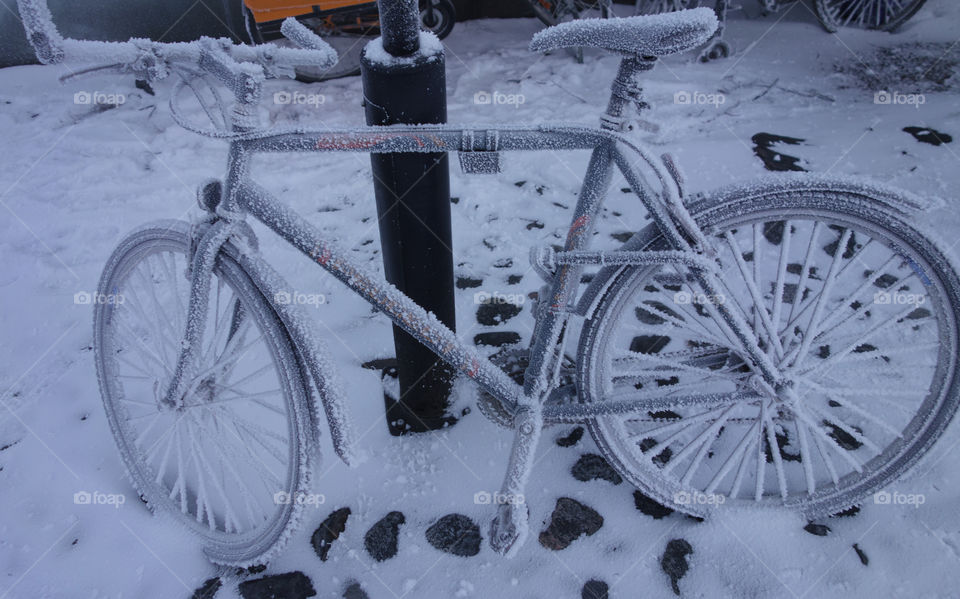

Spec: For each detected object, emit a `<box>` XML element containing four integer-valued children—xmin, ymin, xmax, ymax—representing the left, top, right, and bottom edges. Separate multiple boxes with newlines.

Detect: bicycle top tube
<box><xmin>235</xmin><ymin>123</ymin><xmax>609</xmax><ymax>154</ymax></box>
<box><xmin>231</xmin><ymin>122</ymin><xmax>685</xmax><ymax>227</ymax></box>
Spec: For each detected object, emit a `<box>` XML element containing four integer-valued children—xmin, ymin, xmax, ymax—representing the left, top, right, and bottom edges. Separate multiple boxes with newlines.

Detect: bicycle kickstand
<box><xmin>489</xmin><ymin>405</ymin><xmax>542</xmax><ymax>557</ymax></box>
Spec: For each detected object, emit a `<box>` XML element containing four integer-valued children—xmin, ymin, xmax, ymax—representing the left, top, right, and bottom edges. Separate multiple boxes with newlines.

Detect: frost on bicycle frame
<box><xmin>18</xmin><ymin>0</ymin><xmax>960</xmax><ymax>567</ymax></box>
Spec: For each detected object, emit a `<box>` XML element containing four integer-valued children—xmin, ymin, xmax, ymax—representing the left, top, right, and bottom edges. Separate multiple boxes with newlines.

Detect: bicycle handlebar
<box><xmin>17</xmin><ymin>0</ymin><xmax>338</xmax><ymax>76</ymax></box>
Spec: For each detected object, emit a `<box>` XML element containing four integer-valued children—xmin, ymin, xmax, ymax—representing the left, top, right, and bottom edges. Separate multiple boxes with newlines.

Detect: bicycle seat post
<box><xmin>601</xmin><ymin>55</ymin><xmax>655</xmax><ymax>131</ymax></box>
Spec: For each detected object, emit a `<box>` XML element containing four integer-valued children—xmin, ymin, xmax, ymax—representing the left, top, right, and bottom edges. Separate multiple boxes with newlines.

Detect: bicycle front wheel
<box><xmin>93</xmin><ymin>220</ymin><xmax>313</xmax><ymax>566</ymax></box>
<box><xmin>577</xmin><ymin>178</ymin><xmax>960</xmax><ymax>518</ymax></box>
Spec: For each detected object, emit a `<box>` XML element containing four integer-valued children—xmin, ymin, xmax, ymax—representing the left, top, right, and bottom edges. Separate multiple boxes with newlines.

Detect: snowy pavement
<box><xmin>1</xmin><ymin>1</ymin><xmax>959</xmax><ymax>597</ymax></box>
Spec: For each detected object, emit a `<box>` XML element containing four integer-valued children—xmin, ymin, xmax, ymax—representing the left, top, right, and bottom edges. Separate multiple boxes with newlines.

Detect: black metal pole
<box><xmin>361</xmin><ymin>0</ymin><xmax>457</xmax><ymax>435</ymax></box>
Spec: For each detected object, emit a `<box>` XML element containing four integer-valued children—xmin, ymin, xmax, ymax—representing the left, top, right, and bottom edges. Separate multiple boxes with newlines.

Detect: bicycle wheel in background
<box><xmin>94</xmin><ymin>220</ymin><xmax>313</xmax><ymax>566</ymax></box>
<box><xmin>530</xmin><ymin>0</ymin><xmax>612</xmax><ymax>27</ymax></box>
<box><xmin>578</xmin><ymin>180</ymin><xmax>960</xmax><ymax>518</ymax></box>
<box><xmin>633</xmin><ymin>0</ymin><xmax>700</xmax><ymax>15</ymax></box>
<box><xmin>814</xmin><ymin>0</ymin><xmax>927</xmax><ymax>32</ymax></box>
<box><xmin>421</xmin><ymin>0</ymin><xmax>457</xmax><ymax>39</ymax></box>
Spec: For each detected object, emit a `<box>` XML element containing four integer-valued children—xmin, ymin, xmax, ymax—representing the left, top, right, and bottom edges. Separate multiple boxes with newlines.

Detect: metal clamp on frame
<box><xmin>530</xmin><ymin>245</ymin><xmax>557</xmax><ymax>282</ymax></box>
<box><xmin>458</xmin><ymin>129</ymin><xmax>501</xmax><ymax>174</ymax></box>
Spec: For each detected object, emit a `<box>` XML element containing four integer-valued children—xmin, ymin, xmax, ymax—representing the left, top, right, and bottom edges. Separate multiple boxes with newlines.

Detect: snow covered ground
<box><xmin>1</xmin><ymin>1</ymin><xmax>959</xmax><ymax>597</ymax></box>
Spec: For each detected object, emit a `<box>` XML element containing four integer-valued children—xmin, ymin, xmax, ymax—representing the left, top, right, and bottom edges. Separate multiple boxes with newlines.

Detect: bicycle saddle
<box><xmin>529</xmin><ymin>7</ymin><xmax>717</xmax><ymax>57</ymax></box>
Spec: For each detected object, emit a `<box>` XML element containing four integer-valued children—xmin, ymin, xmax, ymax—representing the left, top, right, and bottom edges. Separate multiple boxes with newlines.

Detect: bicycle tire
<box><xmin>94</xmin><ymin>220</ymin><xmax>313</xmax><ymax>566</ymax></box>
<box><xmin>420</xmin><ymin>0</ymin><xmax>456</xmax><ymax>39</ymax></box>
<box><xmin>577</xmin><ymin>178</ymin><xmax>960</xmax><ymax>518</ymax></box>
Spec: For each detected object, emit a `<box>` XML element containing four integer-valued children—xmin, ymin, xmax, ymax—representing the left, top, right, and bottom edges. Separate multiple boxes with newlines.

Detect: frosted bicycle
<box><xmin>18</xmin><ymin>0</ymin><xmax>960</xmax><ymax>566</ymax></box>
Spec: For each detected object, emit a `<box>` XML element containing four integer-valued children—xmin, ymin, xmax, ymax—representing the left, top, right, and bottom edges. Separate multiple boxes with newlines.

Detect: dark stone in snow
<box><xmin>192</xmin><ymin>577</ymin><xmax>221</xmax><ymax>599</ymax></box>
<box><xmin>853</xmin><ymin>543</ymin><xmax>869</xmax><ymax>566</ymax></box>
<box><xmin>634</xmin><ymin>490</ymin><xmax>674</xmax><ymax>520</ymax></box>
<box><xmin>311</xmin><ymin>507</ymin><xmax>351</xmax><ymax>562</ymax></box>
<box><xmin>571</xmin><ymin>454</ymin><xmax>623</xmax><ymax>485</ymax></box>
<box><xmin>474</xmin><ymin>332</ymin><xmax>521</xmax><ymax>347</ymax></box>
<box><xmin>582</xmin><ymin>579</ymin><xmax>609</xmax><ymax>599</ymax></box>
<box><xmin>493</xmin><ymin>258</ymin><xmax>513</xmax><ymax>268</ymax></box>
<box><xmin>611</xmin><ymin>231</ymin><xmax>633</xmax><ymax>243</ymax></box>
<box><xmin>831</xmin><ymin>505</ymin><xmax>861</xmax><ymax>518</ymax></box>
<box><xmin>903</xmin><ymin>126</ymin><xmax>952</xmax><ymax>146</ymax></box>
<box><xmin>804</xmin><ymin>522</ymin><xmax>831</xmax><ymax>537</ymax></box>
<box><xmin>823</xmin><ymin>420</ymin><xmax>863</xmax><ymax>451</ymax></box>
<box><xmin>239</xmin><ymin>564</ymin><xmax>267</xmax><ymax>576</ymax></box>
<box><xmin>639</xmin><ymin>437</ymin><xmax>672</xmax><ymax>467</ymax></box>
<box><xmin>661</xmin><ymin>538</ymin><xmax>693</xmax><ymax>596</ymax></box>
<box><xmin>425</xmin><ymin>513</ymin><xmax>482</xmax><ymax>557</ymax></box>
<box><xmin>526</xmin><ymin>220</ymin><xmax>545</xmax><ymax>230</ymax></box>
<box><xmin>507</xmin><ymin>274</ymin><xmax>523</xmax><ymax>284</ymax></box>
<box><xmin>556</xmin><ymin>426</ymin><xmax>584</xmax><ymax>447</ymax></box>
<box><xmin>630</xmin><ymin>335</ymin><xmax>670</xmax><ymax>354</ymax></box>
<box><xmin>456</xmin><ymin>276</ymin><xmax>483</xmax><ymax>289</ymax></box>
<box><xmin>751</xmin><ymin>132</ymin><xmax>807</xmax><ymax>172</ymax></box>
<box><xmin>361</xmin><ymin>357</ymin><xmax>396</xmax><ymax>370</ymax></box>
<box><xmin>238</xmin><ymin>572</ymin><xmax>316</xmax><ymax>599</ymax></box>
<box><xmin>364</xmin><ymin>511</ymin><xmax>405</xmax><ymax>562</ymax></box>
<box><xmin>476</xmin><ymin>301</ymin><xmax>523</xmax><ymax>326</ymax></box>
<box><xmin>343</xmin><ymin>581</ymin><xmax>370</xmax><ymax>599</ymax></box>
<box><xmin>539</xmin><ymin>497</ymin><xmax>603</xmax><ymax>550</ymax></box>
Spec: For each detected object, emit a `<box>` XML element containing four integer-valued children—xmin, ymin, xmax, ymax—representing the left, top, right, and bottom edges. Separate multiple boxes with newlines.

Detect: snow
<box><xmin>363</xmin><ymin>31</ymin><xmax>444</xmax><ymax>67</ymax></box>
<box><xmin>1</xmin><ymin>0</ymin><xmax>960</xmax><ymax>597</ymax></box>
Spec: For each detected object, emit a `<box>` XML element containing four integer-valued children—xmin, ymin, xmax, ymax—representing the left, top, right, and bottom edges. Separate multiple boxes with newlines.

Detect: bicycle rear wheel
<box><xmin>94</xmin><ymin>220</ymin><xmax>312</xmax><ymax>566</ymax></box>
<box><xmin>577</xmin><ymin>179</ymin><xmax>960</xmax><ymax>518</ymax></box>
<box><xmin>814</xmin><ymin>0</ymin><xmax>927</xmax><ymax>32</ymax></box>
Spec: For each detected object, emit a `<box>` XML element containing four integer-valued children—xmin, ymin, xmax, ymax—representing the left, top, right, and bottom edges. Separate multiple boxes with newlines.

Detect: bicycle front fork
<box><xmin>159</xmin><ymin>216</ymin><xmax>239</xmax><ymax>409</ymax></box>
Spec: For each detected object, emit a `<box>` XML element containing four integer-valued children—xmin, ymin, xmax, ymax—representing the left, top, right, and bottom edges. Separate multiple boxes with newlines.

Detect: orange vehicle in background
<box><xmin>243</xmin><ymin>0</ymin><xmax>456</xmax><ymax>42</ymax></box>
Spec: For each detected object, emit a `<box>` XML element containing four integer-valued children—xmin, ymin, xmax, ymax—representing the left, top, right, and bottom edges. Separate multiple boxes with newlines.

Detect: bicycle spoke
<box><xmin>795</xmin><ymin>417</ymin><xmax>816</xmax><ymax>495</ymax></box>
<box><xmin>704</xmin><ymin>419</ymin><xmax>759</xmax><ymax>495</ymax></box>
<box><xmin>792</xmin><ymin>228</ymin><xmax>852</xmax><ymax>370</ymax></box>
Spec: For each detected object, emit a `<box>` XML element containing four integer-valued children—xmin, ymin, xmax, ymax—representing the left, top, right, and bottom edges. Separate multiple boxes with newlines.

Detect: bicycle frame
<box><xmin>162</xmin><ymin>119</ymin><xmax>784</xmax><ymax>431</ymax></box>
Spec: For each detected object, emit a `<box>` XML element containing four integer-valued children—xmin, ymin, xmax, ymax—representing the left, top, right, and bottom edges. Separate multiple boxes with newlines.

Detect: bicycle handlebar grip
<box><xmin>17</xmin><ymin>0</ymin><xmax>64</xmax><ymax>64</ymax></box>
<box><xmin>233</xmin><ymin>44</ymin><xmax>339</xmax><ymax>71</ymax></box>
<box><xmin>279</xmin><ymin>17</ymin><xmax>338</xmax><ymax>68</ymax></box>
